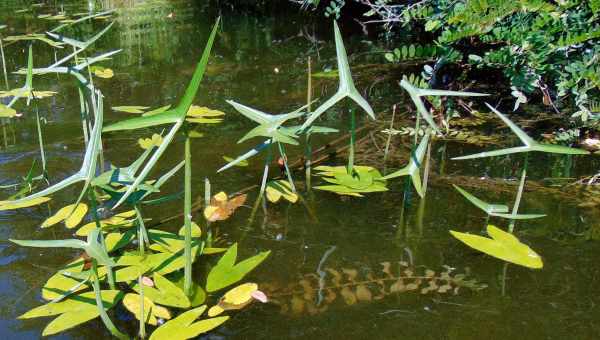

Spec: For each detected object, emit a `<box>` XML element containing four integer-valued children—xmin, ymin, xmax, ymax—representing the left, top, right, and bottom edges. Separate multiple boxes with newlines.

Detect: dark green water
<box><xmin>1</xmin><ymin>1</ymin><xmax>599</xmax><ymax>339</ymax></box>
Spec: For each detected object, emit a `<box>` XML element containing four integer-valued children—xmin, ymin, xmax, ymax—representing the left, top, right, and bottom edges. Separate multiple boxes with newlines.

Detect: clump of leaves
<box><xmin>314</xmin><ymin>165</ymin><xmax>388</xmax><ymax>197</ymax></box>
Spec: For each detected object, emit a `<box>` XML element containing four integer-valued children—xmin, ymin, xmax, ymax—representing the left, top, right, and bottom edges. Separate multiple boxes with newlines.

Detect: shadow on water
<box><xmin>0</xmin><ymin>1</ymin><xmax>599</xmax><ymax>339</ymax></box>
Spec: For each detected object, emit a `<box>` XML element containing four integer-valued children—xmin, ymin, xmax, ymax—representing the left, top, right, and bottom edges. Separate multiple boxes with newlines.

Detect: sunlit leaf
<box><xmin>266</xmin><ymin>180</ymin><xmax>298</xmax><ymax>203</ymax></box>
<box><xmin>112</xmin><ymin>106</ymin><xmax>149</xmax><ymax>114</ymax></box>
<box><xmin>0</xmin><ymin>196</ymin><xmax>50</xmax><ymax>211</ymax></box>
<box><xmin>149</xmin><ymin>306</ymin><xmax>229</xmax><ymax>340</ymax></box>
<box><xmin>122</xmin><ymin>293</ymin><xmax>171</xmax><ymax>326</ymax></box>
<box><xmin>18</xmin><ymin>290</ymin><xmax>122</xmax><ymax>336</ymax></box>
<box><xmin>41</xmin><ymin>259</ymin><xmax>87</xmax><ymax>301</ymax></box>
<box><xmin>0</xmin><ymin>103</ymin><xmax>19</xmax><ymax>118</ymax></box>
<box><xmin>92</xmin><ymin>67</ymin><xmax>114</xmax><ymax>79</ymax></box>
<box><xmin>206</xmin><ymin>243</ymin><xmax>270</xmax><ymax>292</ymax></box>
<box><xmin>450</xmin><ymin>224</ymin><xmax>543</xmax><ymax>269</ymax></box>
<box><xmin>41</xmin><ymin>203</ymin><xmax>88</xmax><ymax>229</ymax></box>
<box><xmin>131</xmin><ymin>273</ymin><xmax>190</xmax><ymax>308</ymax></box>
<box><xmin>138</xmin><ymin>134</ymin><xmax>163</xmax><ymax>150</ymax></box>
<box><xmin>207</xmin><ymin>282</ymin><xmax>266</xmax><ymax>317</ymax></box>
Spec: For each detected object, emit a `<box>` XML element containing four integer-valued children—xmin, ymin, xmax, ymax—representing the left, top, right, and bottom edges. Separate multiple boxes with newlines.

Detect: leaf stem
<box><xmin>183</xmin><ymin>135</ymin><xmax>193</xmax><ymax>296</ymax></box>
<box><xmin>91</xmin><ymin>260</ymin><xmax>128</xmax><ymax>340</ymax></box>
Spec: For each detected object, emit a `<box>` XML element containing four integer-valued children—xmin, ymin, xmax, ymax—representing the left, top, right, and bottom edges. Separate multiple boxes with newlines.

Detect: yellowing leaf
<box><xmin>0</xmin><ymin>103</ymin><xmax>19</xmax><ymax>118</ymax></box>
<box><xmin>203</xmin><ymin>192</ymin><xmax>247</xmax><ymax>222</ymax></box>
<box><xmin>93</xmin><ymin>67</ymin><xmax>114</xmax><ymax>79</ymax></box>
<box><xmin>266</xmin><ymin>180</ymin><xmax>298</xmax><ymax>203</ymax></box>
<box><xmin>0</xmin><ymin>196</ymin><xmax>51</xmax><ymax>211</ymax></box>
<box><xmin>41</xmin><ymin>203</ymin><xmax>87</xmax><ymax>229</ymax></box>
<box><xmin>149</xmin><ymin>305</ymin><xmax>229</xmax><ymax>340</ymax></box>
<box><xmin>122</xmin><ymin>293</ymin><xmax>171</xmax><ymax>326</ymax></box>
<box><xmin>112</xmin><ymin>106</ymin><xmax>149</xmax><ymax>114</ymax></box>
<box><xmin>450</xmin><ymin>225</ymin><xmax>543</xmax><ymax>269</ymax></box>
<box><xmin>186</xmin><ymin>106</ymin><xmax>225</xmax><ymax>124</ymax></box>
<box><xmin>65</xmin><ymin>203</ymin><xmax>88</xmax><ymax>229</ymax></box>
<box><xmin>208</xmin><ymin>282</ymin><xmax>265</xmax><ymax>316</ymax></box>
<box><xmin>138</xmin><ymin>134</ymin><xmax>163</xmax><ymax>150</ymax></box>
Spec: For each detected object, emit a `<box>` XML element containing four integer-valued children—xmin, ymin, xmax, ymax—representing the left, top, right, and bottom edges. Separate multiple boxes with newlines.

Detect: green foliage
<box><xmin>450</xmin><ymin>225</ymin><xmax>544</xmax><ymax>269</ymax></box>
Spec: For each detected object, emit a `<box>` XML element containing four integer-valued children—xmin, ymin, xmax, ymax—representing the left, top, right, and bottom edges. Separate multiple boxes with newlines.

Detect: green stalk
<box><xmin>508</xmin><ymin>157</ymin><xmax>528</xmax><ymax>233</ymax></box>
<box><xmin>347</xmin><ymin>109</ymin><xmax>356</xmax><ymax>175</ymax></box>
<box><xmin>91</xmin><ymin>260</ymin><xmax>128</xmax><ymax>340</ymax></box>
<box><xmin>88</xmin><ymin>188</ymin><xmax>115</xmax><ymax>289</ymax></box>
<box><xmin>383</xmin><ymin>105</ymin><xmax>396</xmax><ymax>173</ymax></box>
<box><xmin>134</xmin><ymin>204</ymin><xmax>148</xmax><ymax>255</ymax></box>
<box><xmin>0</xmin><ymin>35</ymin><xmax>8</xmax><ymax>89</ymax></box>
<box><xmin>35</xmin><ymin>107</ymin><xmax>47</xmax><ymax>178</ymax></box>
<box><xmin>305</xmin><ymin>56</ymin><xmax>312</xmax><ymax>190</ymax></box>
<box><xmin>2</xmin><ymin>119</ymin><xmax>7</xmax><ymax>149</ymax></box>
<box><xmin>183</xmin><ymin>135</ymin><xmax>193</xmax><ymax>296</ymax></box>
<box><xmin>204</xmin><ymin>177</ymin><xmax>212</xmax><ymax>247</ymax></box>
<box><xmin>138</xmin><ymin>274</ymin><xmax>145</xmax><ymax>338</ymax></box>
<box><xmin>278</xmin><ymin>142</ymin><xmax>296</xmax><ymax>193</ymax></box>
<box><xmin>249</xmin><ymin>142</ymin><xmax>273</xmax><ymax>224</ymax></box>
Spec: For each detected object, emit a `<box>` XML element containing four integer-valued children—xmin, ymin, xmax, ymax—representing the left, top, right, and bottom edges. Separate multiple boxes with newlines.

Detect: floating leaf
<box><xmin>266</xmin><ymin>180</ymin><xmax>298</xmax><ymax>203</ymax></box>
<box><xmin>131</xmin><ymin>273</ymin><xmax>190</xmax><ymax>308</ymax></box>
<box><xmin>41</xmin><ymin>259</ymin><xmax>87</xmax><ymax>301</ymax></box>
<box><xmin>112</xmin><ymin>106</ymin><xmax>149</xmax><ymax>114</ymax></box>
<box><xmin>0</xmin><ymin>196</ymin><xmax>50</xmax><ymax>211</ymax></box>
<box><xmin>43</xmin><ymin>203</ymin><xmax>88</xmax><ymax>229</ymax></box>
<box><xmin>122</xmin><ymin>293</ymin><xmax>171</xmax><ymax>326</ymax></box>
<box><xmin>206</xmin><ymin>243</ymin><xmax>270</xmax><ymax>292</ymax></box>
<box><xmin>91</xmin><ymin>66</ymin><xmax>114</xmax><ymax>79</ymax></box>
<box><xmin>203</xmin><ymin>192</ymin><xmax>247</xmax><ymax>222</ymax></box>
<box><xmin>0</xmin><ymin>103</ymin><xmax>19</xmax><ymax>118</ymax></box>
<box><xmin>138</xmin><ymin>134</ymin><xmax>163</xmax><ymax>150</ymax></box>
<box><xmin>450</xmin><ymin>225</ymin><xmax>543</xmax><ymax>269</ymax></box>
<box><xmin>186</xmin><ymin>106</ymin><xmax>224</xmax><ymax>124</ymax></box>
<box><xmin>315</xmin><ymin>165</ymin><xmax>387</xmax><ymax>196</ymax></box>
<box><xmin>207</xmin><ymin>282</ymin><xmax>266</xmax><ymax>317</ymax></box>
<box><xmin>149</xmin><ymin>306</ymin><xmax>229</xmax><ymax>340</ymax></box>
<box><xmin>143</xmin><ymin>105</ymin><xmax>172</xmax><ymax>117</ymax></box>
<box><xmin>19</xmin><ymin>290</ymin><xmax>122</xmax><ymax>336</ymax></box>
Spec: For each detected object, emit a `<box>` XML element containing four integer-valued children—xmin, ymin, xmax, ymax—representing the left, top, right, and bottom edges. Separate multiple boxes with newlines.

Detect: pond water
<box><xmin>1</xmin><ymin>1</ymin><xmax>599</xmax><ymax>339</ymax></box>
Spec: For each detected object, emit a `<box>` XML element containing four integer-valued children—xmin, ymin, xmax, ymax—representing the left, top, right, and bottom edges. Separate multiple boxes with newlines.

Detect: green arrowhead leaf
<box><xmin>450</xmin><ymin>225</ymin><xmax>543</xmax><ymax>269</ymax></box>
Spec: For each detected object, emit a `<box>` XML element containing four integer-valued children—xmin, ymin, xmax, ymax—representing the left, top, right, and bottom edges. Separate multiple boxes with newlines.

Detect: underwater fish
<box><xmin>260</xmin><ymin>261</ymin><xmax>486</xmax><ymax>316</ymax></box>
